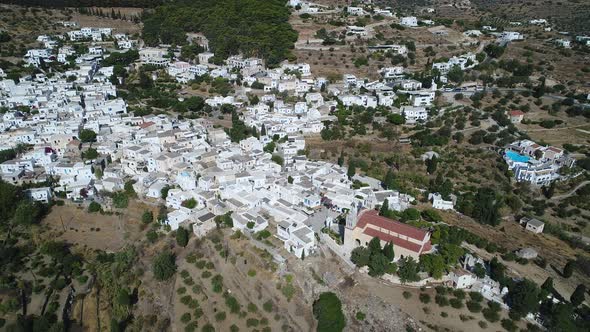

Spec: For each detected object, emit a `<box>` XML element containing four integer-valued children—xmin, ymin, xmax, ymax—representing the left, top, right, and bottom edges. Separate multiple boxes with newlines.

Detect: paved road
<box><xmin>306</xmin><ymin>207</ymin><xmax>340</xmax><ymax>233</ymax></box>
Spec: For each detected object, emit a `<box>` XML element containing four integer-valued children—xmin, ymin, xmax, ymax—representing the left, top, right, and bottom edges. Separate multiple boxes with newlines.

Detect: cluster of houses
<box><xmin>4</xmin><ymin>20</ymin><xmax>455</xmax><ymax>260</ymax></box>
<box><xmin>503</xmin><ymin>140</ymin><xmax>576</xmax><ymax>185</ymax></box>
<box><xmin>25</xmin><ymin>25</ymin><xmax>135</xmax><ymax>67</ymax></box>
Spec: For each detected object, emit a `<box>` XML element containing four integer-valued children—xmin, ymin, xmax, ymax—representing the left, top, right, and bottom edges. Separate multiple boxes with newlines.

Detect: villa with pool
<box><xmin>503</xmin><ymin>140</ymin><xmax>576</xmax><ymax>186</ymax></box>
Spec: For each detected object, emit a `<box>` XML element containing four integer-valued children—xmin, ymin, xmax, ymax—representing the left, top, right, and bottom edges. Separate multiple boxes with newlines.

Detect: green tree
<box><xmin>78</xmin><ymin>129</ymin><xmax>97</xmax><ymax>143</ymax></box>
<box><xmin>138</xmin><ymin>70</ymin><xmax>153</xmax><ymax>88</ymax></box>
<box><xmin>382</xmin><ymin>168</ymin><xmax>397</xmax><ymax>189</ymax></box>
<box><xmin>473</xmin><ymin>263</ymin><xmax>486</xmax><ymax>278</ymax></box>
<box><xmin>425</xmin><ymin>155</ymin><xmax>438</xmax><ymax>174</ymax></box>
<box><xmin>379</xmin><ymin>199</ymin><xmax>390</xmax><ymax>216</ymax></box>
<box><xmin>420</xmin><ymin>254</ymin><xmax>445</xmax><ymax>279</ymax></box>
<box><xmin>312</xmin><ymin>292</ymin><xmax>346</xmax><ymax>332</ymax></box>
<box><xmin>161</xmin><ymin>185</ymin><xmax>171</xmax><ymax>199</ymax></box>
<box><xmin>507</xmin><ymin>279</ymin><xmax>540</xmax><ymax>319</ymax></box>
<box><xmin>472</xmin><ymin>187</ymin><xmax>501</xmax><ymax>226</ymax></box>
<box><xmin>152</xmin><ymin>251</ymin><xmax>177</xmax><ymax>281</ymax></box>
<box><xmin>263</xmin><ymin>141</ymin><xmax>276</xmax><ymax>153</ymax></box>
<box><xmin>387</xmin><ymin>113</ymin><xmax>405</xmax><ymax>125</ymax></box>
<box><xmin>398</xmin><ymin>257</ymin><xmax>420</xmax><ymax>283</ymax></box>
<box><xmin>541</xmin><ymin>277</ymin><xmax>554</xmax><ymax>292</ymax></box>
<box><xmin>88</xmin><ymin>201</ymin><xmax>102</xmax><ymax>213</ymax></box>
<box><xmin>570</xmin><ymin>284</ymin><xmax>586</xmax><ymax>307</ymax></box>
<box><xmin>13</xmin><ymin>201</ymin><xmax>43</xmax><ymax>225</ymax></box>
<box><xmin>82</xmin><ymin>147</ymin><xmax>98</xmax><ymax>159</ymax></box>
<box><xmin>382</xmin><ymin>242</ymin><xmax>395</xmax><ymax>261</ymax></box>
<box><xmin>368</xmin><ymin>253</ymin><xmax>390</xmax><ymax>277</ymax></box>
<box><xmin>142</xmin><ymin>210</ymin><xmax>153</xmax><ymax>224</ymax></box>
<box><xmin>401</xmin><ymin>208</ymin><xmax>420</xmax><ymax>222</ymax></box>
<box><xmin>563</xmin><ymin>260</ymin><xmax>575</xmax><ymax>278</ymax></box>
<box><xmin>146</xmin><ymin>230</ymin><xmax>158</xmax><ymax>243</ymax></box>
<box><xmin>350</xmin><ymin>247</ymin><xmax>370</xmax><ymax>267</ymax></box>
<box><xmin>447</xmin><ymin>65</ymin><xmax>464</xmax><ymax>83</ymax></box>
<box><xmin>347</xmin><ymin>161</ymin><xmax>356</xmax><ymax>179</ymax></box>
<box><xmin>176</xmin><ymin>227</ymin><xmax>189</xmax><ymax>247</ymax></box>
<box><xmin>116</xmin><ymin>288</ymin><xmax>131</xmax><ymax>306</ymax></box>
<box><xmin>337</xmin><ymin>151</ymin><xmax>344</xmax><ymax>167</ymax></box>
<box><xmin>368</xmin><ymin>237</ymin><xmax>382</xmax><ymax>255</ymax></box>
<box><xmin>271</xmin><ymin>155</ymin><xmax>284</xmax><ymax>166</ymax></box>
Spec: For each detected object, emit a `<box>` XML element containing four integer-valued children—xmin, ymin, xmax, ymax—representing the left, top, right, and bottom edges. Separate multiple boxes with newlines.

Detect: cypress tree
<box><xmin>347</xmin><ymin>161</ymin><xmax>356</xmax><ymax>179</ymax></box>
<box><xmin>563</xmin><ymin>260</ymin><xmax>576</xmax><ymax>278</ymax></box>
<box><xmin>570</xmin><ymin>284</ymin><xmax>586</xmax><ymax>307</ymax></box>
<box><xmin>383</xmin><ymin>242</ymin><xmax>395</xmax><ymax>261</ymax></box>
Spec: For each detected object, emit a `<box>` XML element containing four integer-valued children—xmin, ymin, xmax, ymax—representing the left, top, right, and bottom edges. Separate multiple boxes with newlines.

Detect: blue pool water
<box><xmin>506</xmin><ymin>150</ymin><xmax>530</xmax><ymax>163</ymax></box>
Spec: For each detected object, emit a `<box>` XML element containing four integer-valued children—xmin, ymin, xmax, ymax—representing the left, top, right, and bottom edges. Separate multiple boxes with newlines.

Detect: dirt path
<box><xmin>551</xmin><ymin>180</ymin><xmax>590</xmax><ymax>200</ymax></box>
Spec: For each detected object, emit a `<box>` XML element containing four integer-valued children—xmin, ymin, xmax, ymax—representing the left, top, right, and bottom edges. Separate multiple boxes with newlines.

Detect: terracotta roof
<box><xmin>509</xmin><ymin>110</ymin><xmax>524</xmax><ymax>116</ymax></box>
<box><xmin>363</xmin><ymin>227</ymin><xmax>425</xmax><ymax>253</ymax></box>
<box><xmin>139</xmin><ymin>121</ymin><xmax>155</xmax><ymax>129</ymax></box>
<box><xmin>356</xmin><ymin>210</ymin><xmax>429</xmax><ymax>241</ymax></box>
<box><xmin>547</xmin><ymin>146</ymin><xmax>562</xmax><ymax>153</ymax></box>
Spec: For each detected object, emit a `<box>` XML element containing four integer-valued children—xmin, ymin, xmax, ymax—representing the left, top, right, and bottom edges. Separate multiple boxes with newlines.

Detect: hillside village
<box><xmin>0</xmin><ymin>1</ymin><xmax>589</xmax><ymax>331</ymax></box>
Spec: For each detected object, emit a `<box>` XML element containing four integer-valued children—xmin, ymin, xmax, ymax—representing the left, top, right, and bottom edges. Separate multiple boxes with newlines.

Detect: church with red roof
<box><xmin>344</xmin><ymin>206</ymin><xmax>433</xmax><ymax>261</ymax></box>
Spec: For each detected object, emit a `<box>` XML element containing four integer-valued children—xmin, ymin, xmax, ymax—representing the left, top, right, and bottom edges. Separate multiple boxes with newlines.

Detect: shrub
<box><xmin>356</xmin><ymin>311</ymin><xmax>366</xmax><ymax>321</ymax></box>
<box><xmin>466</xmin><ymin>301</ymin><xmax>482</xmax><ymax>313</ymax></box>
<box><xmin>224</xmin><ymin>293</ymin><xmax>240</xmax><ymax>313</ymax></box>
<box><xmin>450</xmin><ymin>298</ymin><xmax>463</xmax><ymax>309</ymax></box>
<box><xmin>469</xmin><ymin>292</ymin><xmax>483</xmax><ymax>302</ymax></box>
<box><xmin>263</xmin><ymin>300</ymin><xmax>274</xmax><ymax>312</ymax></box>
<box><xmin>142</xmin><ymin>210</ymin><xmax>153</xmax><ymax>224</ymax></box>
<box><xmin>246</xmin><ymin>318</ymin><xmax>259</xmax><ymax>327</ymax></box>
<box><xmin>247</xmin><ymin>303</ymin><xmax>258</xmax><ymax>313</ymax></box>
<box><xmin>201</xmin><ymin>271</ymin><xmax>212</xmax><ymax>278</ymax></box>
<box><xmin>435</xmin><ymin>295</ymin><xmax>449</xmax><ymax>307</ymax></box>
<box><xmin>419</xmin><ymin>293</ymin><xmax>431</xmax><ymax>304</ymax></box>
<box><xmin>215</xmin><ymin>311</ymin><xmax>226</xmax><ymax>321</ymax></box>
<box><xmin>185</xmin><ymin>322</ymin><xmax>197</xmax><ymax>332</ymax></box>
<box><xmin>403</xmin><ymin>291</ymin><xmax>412</xmax><ymax>299</ymax></box>
<box><xmin>312</xmin><ymin>292</ymin><xmax>346</xmax><ymax>332</ymax></box>
<box><xmin>453</xmin><ymin>289</ymin><xmax>465</xmax><ymax>300</ymax></box>
<box><xmin>501</xmin><ymin>319</ymin><xmax>517</xmax><ymax>332</ymax></box>
<box><xmin>180</xmin><ymin>312</ymin><xmax>191</xmax><ymax>324</ymax></box>
<box><xmin>211</xmin><ymin>275</ymin><xmax>223</xmax><ymax>293</ymax></box>
<box><xmin>440</xmin><ymin>311</ymin><xmax>448</xmax><ymax>317</ymax></box>
<box><xmin>181</xmin><ymin>198</ymin><xmax>197</xmax><ymax>209</ymax></box>
<box><xmin>435</xmin><ymin>286</ymin><xmax>447</xmax><ymax>295</ymax></box>
<box><xmin>88</xmin><ymin>201</ymin><xmax>101</xmax><ymax>213</ymax></box>
<box><xmin>247</xmin><ymin>269</ymin><xmax>257</xmax><ymax>277</ymax></box>
<box><xmin>255</xmin><ymin>230</ymin><xmax>271</xmax><ymax>240</ymax></box>
<box><xmin>201</xmin><ymin>323</ymin><xmax>215</xmax><ymax>332</ymax></box>
<box><xmin>177</xmin><ymin>287</ymin><xmax>187</xmax><ymax>295</ymax></box>
<box><xmin>180</xmin><ymin>295</ymin><xmax>192</xmax><ymax>305</ymax></box>
<box><xmin>482</xmin><ymin>308</ymin><xmax>500</xmax><ymax>322</ymax></box>
<box><xmin>478</xmin><ymin>321</ymin><xmax>487</xmax><ymax>329</ymax></box>
<box><xmin>152</xmin><ymin>251</ymin><xmax>177</xmax><ymax>281</ymax></box>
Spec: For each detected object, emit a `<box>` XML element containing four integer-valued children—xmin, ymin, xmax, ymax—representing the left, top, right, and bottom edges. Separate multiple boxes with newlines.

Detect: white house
<box><xmin>519</xmin><ymin>217</ymin><xmax>545</xmax><ymax>234</ymax></box>
<box><xmin>428</xmin><ymin>193</ymin><xmax>454</xmax><ymax>210</ymax></box>
<box><xmin>401</xmin><ymin>106</ymin><xmax>428</xmax><ymax>123</ymax></box>
<box><xmin>26</xmin><ymin>187</ymin><xmax>52</xmax><ymax>203</ymax></box>
<box><xmin>400</xmin><ymin>17</ymin><xmax>418</xmax><ymax>27</ymax></box>
<box><xmin>449</xmin><ymin>269</ymin><xmax>476</xmax><ymax>289</ymax></box>
<box><xmin>277</xmin><ymin>220</ymin><xmax>316</xmax><ymax>258</ymax></box>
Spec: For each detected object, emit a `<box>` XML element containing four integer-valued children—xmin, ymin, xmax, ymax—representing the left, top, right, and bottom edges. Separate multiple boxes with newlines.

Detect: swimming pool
<box><xmin>505</xmin><ymin>150</ymin><xmax>530</xmax><ymax>163</ymax></box>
